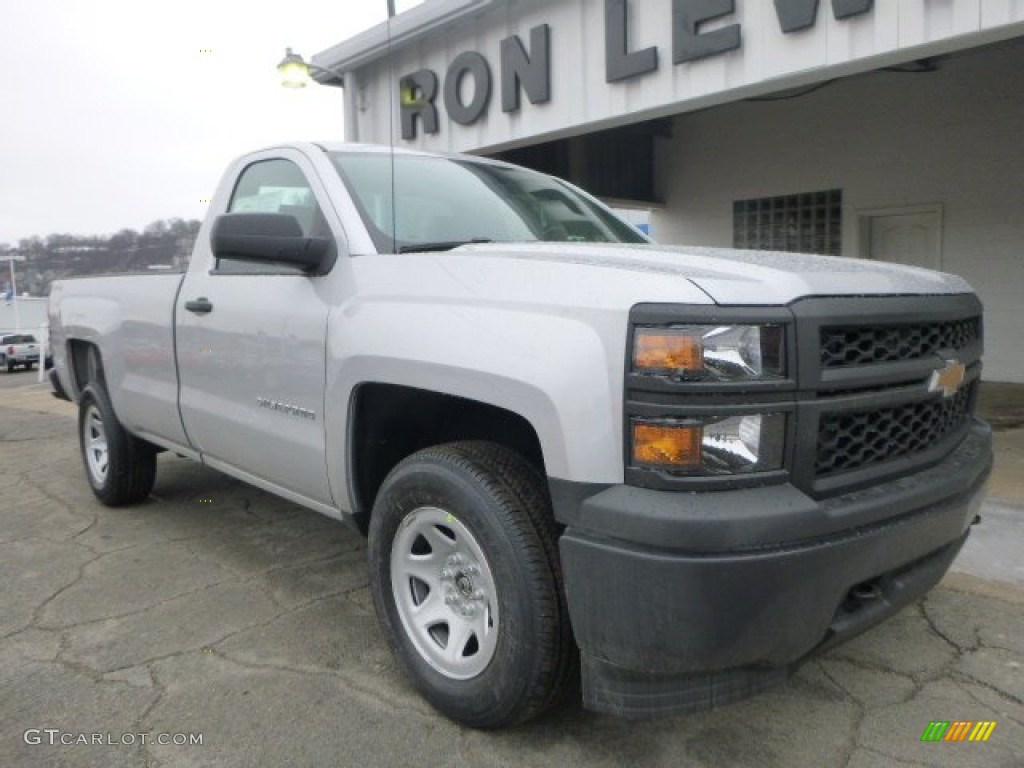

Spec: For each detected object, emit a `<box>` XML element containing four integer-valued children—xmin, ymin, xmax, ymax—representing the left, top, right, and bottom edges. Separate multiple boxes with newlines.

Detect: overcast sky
<box><xmin>0</xmin><ymin>0</ymin><xmax>422</xmax><ymax>246</ymax></box>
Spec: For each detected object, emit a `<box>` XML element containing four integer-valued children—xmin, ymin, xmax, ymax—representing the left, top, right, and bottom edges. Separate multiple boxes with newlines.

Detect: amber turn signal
<box><xmin>632</xmin><ymin>423</ymin><xmax>701</xmax><ymax>468</ymax></box>
<box><xmin>633</xmin><ymin>331</ymin><xmax>703</xmax><ymax>372</ymax></box>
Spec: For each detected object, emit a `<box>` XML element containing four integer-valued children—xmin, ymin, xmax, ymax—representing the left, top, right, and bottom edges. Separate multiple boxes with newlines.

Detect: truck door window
<box><xmin>217</xmin><ymin>158</ymin><xmax>329</xmax><ymax>274</ymax></box>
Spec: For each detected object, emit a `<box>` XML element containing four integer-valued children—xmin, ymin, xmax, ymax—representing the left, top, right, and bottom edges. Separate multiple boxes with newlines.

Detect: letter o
<box><xmin>443</xmin><ymin>52</ymin><xmax>492</xmax><ymax>125</ymax></box>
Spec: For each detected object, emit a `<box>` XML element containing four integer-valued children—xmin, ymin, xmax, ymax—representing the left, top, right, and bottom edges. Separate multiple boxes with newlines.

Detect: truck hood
<box><xmin>451</xmin><ymin>242</ymin><xmax>973</xmax><ymax>305</ymax></box>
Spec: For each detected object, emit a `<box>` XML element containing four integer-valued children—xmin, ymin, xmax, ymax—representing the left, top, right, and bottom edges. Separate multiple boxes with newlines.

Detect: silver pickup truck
<box><xmin>49</xmin><ymin>142</ymin><xmax>992</xmax><ymax>727</ymax></box>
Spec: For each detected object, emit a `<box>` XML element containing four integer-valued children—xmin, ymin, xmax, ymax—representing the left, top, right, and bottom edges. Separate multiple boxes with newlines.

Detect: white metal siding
<box><xmin>345</xmin><ymin>0</ymin><xmax>1024</xmax><ymax>153</ymax></box>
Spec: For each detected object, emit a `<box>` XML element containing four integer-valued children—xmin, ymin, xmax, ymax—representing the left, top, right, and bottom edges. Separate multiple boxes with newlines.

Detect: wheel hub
<box><xmin>390</xmin><ymin>507</ymin><xmax>499</xmax><ymax>679</ymax></box>
<box><xmin>440</xmin><ymin>553</ymin><xmax>487</xmax><ymax>617</ymax></box>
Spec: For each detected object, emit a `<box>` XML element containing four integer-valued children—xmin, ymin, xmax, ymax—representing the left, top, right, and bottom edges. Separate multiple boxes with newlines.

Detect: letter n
<box><xmin>501</xmin><ymin>25</ymin><xmax>551</xmax><ymax>113</ymax></box>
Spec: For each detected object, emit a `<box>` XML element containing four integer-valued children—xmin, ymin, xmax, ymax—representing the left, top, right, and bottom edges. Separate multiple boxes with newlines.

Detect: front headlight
<box><xmin>631</xmin><ymin>413</ymin><xmax>786</xmax><ymax>475</ymax></box>
<box><xmin>633</xmin><ymin>325</ymin><xmax>785</xmax><ymax>381</ymax></box>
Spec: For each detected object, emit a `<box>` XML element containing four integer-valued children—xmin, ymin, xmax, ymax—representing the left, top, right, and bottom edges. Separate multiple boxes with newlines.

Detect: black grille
<box><xmin>816</xmin><ymin>383</ymin><xmax>975</xmax><ymax>476</ymax></box>
<box><xmin>820</xmin><ymin>318</ymin><xmax>980</xmax><ymax>368</ymax></box>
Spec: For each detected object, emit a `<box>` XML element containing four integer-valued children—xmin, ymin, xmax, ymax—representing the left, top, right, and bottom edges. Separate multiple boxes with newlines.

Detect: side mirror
<box><xmin>211</xmin><ymin>213</ymin><xmax>335</xmax><ymax>273</ymax></box>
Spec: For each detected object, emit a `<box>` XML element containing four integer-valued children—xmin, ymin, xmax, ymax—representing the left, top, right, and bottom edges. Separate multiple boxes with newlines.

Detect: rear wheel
<box><xmin>78</xmin><ymin>383</ymin><xmax>157</xmax><ymax>505</ymax></box>
<box><xmin>368</xmin><ymin>441</ymin><xmax>574</xmax><ymax>728</ymax></box>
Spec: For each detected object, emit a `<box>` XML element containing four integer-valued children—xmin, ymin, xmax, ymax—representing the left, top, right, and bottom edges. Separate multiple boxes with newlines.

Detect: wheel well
<box><xmin>349</xmin><ymin>383</ymin><xmax>546</xmax><ymax>534</ymax></box>
<box><xmin>68</xmin><ymin>340</ymin><xmax>104</xmax><ymax>395</ymax></box>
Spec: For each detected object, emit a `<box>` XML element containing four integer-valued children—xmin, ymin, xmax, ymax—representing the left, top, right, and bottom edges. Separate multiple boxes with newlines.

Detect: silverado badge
<box><xmin>928</xmin><ymin>359</ymin><xmax>966</xmax><ymax>398</ymax></box>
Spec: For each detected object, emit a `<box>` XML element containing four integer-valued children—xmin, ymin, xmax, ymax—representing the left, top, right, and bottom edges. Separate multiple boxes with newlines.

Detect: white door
<box><xmin>863</xmin><ymin>207</ymin><xmax>942</xmax><ymax>270</ymax></box>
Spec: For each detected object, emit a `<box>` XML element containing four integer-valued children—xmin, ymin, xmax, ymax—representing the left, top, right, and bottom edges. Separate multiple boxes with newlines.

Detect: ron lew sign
<box><xmin>399</xmin><ymin>0</ymin><xmax>875</xmax><ymax>140</ymax></box>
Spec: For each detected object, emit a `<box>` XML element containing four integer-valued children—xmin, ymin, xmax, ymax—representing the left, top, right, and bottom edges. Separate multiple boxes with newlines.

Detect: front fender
<box><xmin>324</xmin><ymin>302</ymin><xmax>628</xmax><ymax>510</ymax></box>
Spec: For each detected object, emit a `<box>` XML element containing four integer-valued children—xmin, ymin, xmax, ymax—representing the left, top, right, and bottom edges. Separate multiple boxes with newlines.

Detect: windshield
<box><xmin>2</xmin><ymin>335</ymin><xmax>36</xmax><ymax>344</ymax></box>
<box><xmin>328</xmin><ymin>152</ymin><xmax>649</xmax><ymax>254</ymax></box>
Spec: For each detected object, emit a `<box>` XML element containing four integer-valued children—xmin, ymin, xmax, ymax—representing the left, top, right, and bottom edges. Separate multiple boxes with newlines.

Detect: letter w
<box><xmin>921</xmin><ymin>721</ymin><xmax>950</xmax><ymax>742</ymax></box>
<box><xmin>774</xmin><ymin>0</ymin><xmax>873</xmax><ymax>33</ymax></box>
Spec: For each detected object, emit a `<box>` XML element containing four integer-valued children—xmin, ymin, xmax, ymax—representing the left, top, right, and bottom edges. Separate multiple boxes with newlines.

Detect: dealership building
<box><xmin>313</xmin><ymin>0</ymin><xmax>1024</xmax><ymax>382</ymax></box>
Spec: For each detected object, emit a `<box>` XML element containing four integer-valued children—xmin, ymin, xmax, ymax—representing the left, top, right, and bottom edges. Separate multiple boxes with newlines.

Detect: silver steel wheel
<box><xmin>82</xmin><ymin>403</ymin><xmax>110</xmax><ymax>486</ymax></box>
<box><xmin>390</xmin><ymin>506</ymin><xmax>499</xmax><ymax>680</ymax></box>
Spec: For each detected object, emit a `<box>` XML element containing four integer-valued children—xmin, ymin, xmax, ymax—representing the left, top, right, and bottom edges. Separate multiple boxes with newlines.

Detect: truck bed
<box><xmin>49</xmin><ymin>273</ymin><xmax>189</xmax><ymax>449</ymax></box>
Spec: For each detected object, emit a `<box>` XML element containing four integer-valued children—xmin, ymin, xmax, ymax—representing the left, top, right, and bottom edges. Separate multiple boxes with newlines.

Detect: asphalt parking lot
<box><xmin>2</xmin><ymin>370</ymin><xmax>1022</xmax><ymax>767</ymax></box>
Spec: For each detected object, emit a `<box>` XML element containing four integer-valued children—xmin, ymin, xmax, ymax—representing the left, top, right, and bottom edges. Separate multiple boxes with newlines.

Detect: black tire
<box><xmin>26</xmin><ymin>362</ymin><xmax>34</xmax><ymax>370</ymax></box>
<box><xmin>78</xmin><ymin>383</ymin><xmax>157</xmax><ymax>506</ymax></box>
<box><xmin>6</xmin><ymin>361</ymin><xmax>13</xmax><ymax>373</ymax></box>
<box><xmin>368</xmin><ymin>441</ymin><xmax>575</xmax><ymax>728</ymax></box>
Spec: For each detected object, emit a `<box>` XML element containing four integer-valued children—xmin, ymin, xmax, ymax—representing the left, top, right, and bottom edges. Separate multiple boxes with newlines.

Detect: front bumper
<box><xmin>554</xmin><ymin>421</ymin><xmax>992</xmax><ymax>717</ymax></box>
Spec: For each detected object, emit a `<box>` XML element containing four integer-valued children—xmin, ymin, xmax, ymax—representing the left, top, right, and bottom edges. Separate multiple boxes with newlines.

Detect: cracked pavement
<box><xmin>1</xmin><ymin>375</ymin><xmax>1022</xmax><ymax>767</ymax></box>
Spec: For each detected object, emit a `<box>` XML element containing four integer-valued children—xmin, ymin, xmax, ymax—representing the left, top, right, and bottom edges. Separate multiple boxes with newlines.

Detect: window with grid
<box><xmin>733</xmin><ymin>189</ymin><xmax>842</xmax><ymax>255</ymax></box>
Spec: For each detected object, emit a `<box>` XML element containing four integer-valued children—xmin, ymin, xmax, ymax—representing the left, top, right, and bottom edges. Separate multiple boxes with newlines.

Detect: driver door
<box><xmin>176</xmin><ymin>153</ymin><xmax>334</xmax><ymax>505</ymax></box>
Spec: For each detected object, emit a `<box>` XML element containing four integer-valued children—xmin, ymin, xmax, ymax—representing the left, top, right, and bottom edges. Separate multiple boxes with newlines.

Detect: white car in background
<box><xmin>0</xmin><ymin>333</ymin><xmax>41</xmax><ymax>372</ymax></box>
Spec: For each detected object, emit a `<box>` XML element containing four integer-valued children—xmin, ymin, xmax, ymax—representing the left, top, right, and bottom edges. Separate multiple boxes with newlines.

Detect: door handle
<box><xmin>185</xmin><ymin>297</ymin><xmax>214</xmax><ymax>314</ymax></box>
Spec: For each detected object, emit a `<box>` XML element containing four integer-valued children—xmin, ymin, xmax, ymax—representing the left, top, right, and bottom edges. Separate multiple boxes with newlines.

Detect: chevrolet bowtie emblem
<box><xmin>928</xmin><ymin>359</ymin><xmax>966</xmax><ymax>398</ymax></box>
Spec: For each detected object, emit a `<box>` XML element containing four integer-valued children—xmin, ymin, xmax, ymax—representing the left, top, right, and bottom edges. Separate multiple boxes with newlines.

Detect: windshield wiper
<box><xmin>397</xmin><ymin>238</ymin><xmax>492</xmax><ymax>254</ymax></box>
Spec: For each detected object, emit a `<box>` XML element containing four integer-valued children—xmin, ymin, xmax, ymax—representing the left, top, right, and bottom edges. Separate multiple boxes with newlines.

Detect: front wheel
<box><xmin>78</xmin><ymin>383</ymin><xmax>157</xmax><ymax>506</ymax></box>
<box><xmin>368</xmin><ymin>442</ymin><xmax>575</xmax><ymax>728</ymax></box>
